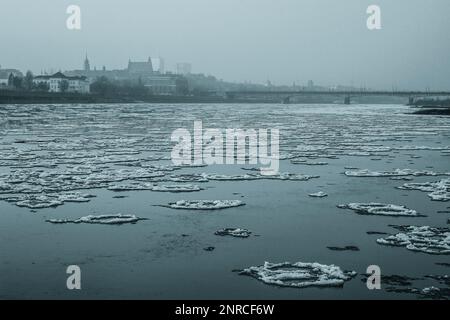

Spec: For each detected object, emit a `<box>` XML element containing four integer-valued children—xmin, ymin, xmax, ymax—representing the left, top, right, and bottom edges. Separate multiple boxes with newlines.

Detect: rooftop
<box><xmin>34</xmin><ymin>72</ymin><xmax>87</xmax><ymax>81</ymax></box>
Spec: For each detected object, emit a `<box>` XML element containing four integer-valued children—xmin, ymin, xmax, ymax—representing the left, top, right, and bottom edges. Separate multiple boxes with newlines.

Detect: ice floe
<box><xmin>168</xmin><ymin>174</ymin><xmax>209</xmax><ymax>183</ymax></box>
<box><xmin>164</xmin><ymin>200</ymin><xmax>245</xmax><ymax>210</ymax></box>
<box><xmin>390</xmin><ymin>177</ymin><xmax>414</xmax><ymax>181</ymax></box>
<box><xmin>151</xmin><ymin>184</ymin><xmax>203</xmax><ymax>192</ymax></box>
<box><xmin>237</xmin><ymin>261</ymin><xmax>356</xmax><ymax>288</ymax></box>
<box><xmin>344</xmin><ymin>168</ymin><xmax>446</xmax><ymax>177</ymax></box>
<box><xmin>337</xmin><ymin>203</ymin><xmax>421</xmax><ymax>217</ymax></box>
<box><xmin>376</xmin><ymin>225</ymin><xmax>450</xmax><ymax>255</ymax></box>
<box><xmin>397</xmin><ymin>179</ymin><xmax>450</xmax><ymax>202</ymax></box>
<box><xmin>0</xmin><ymin>192</ymin><xmax>95</xmax><ymax>209</ymax></box>
<box><xmin>203</xmin><ymin>173</ymin><xmax>319</xmax><ymax>181</ymax></box>
<box><xmin>108</xmin><ymin>182</ymin><xmax>202</xmax><ymax>192</ymax></box>
<box><xmin>425</xmin><ymin>275</ymin><xmax>450</xmax><ymax>286</ymax></box>
<box><xmin>309</xmin><ymin>191</ymin><xmax>328</xmax><ymax>198</ymax></box>
<box><xmin>46</xmin><ymin>214</ymin><xmax>146</xmax><ymax>225</ymax></box>
<box><xmin>393</xmin><ymin>145</ymin><xmax>450</xmax><ymax>151</ymax></box>
<box><xmin>385</xmin><ymin>285</ymin><xmax>450</xmax><ymax>300</ymax></box>
<box><xmin>215</xmin><ymin>228</ymin><xmax>252</xmax><ymax>238</ymax></box>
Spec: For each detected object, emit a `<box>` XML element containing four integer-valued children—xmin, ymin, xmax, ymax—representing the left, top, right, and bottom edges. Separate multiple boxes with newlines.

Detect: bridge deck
<box><xmin>226</xmin><ymin>91</ymin><xmax>450</xmax><ymax>96</ymax></box>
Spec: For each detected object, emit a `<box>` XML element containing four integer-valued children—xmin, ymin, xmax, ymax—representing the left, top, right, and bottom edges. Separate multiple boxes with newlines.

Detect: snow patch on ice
<box><xmin>0</xmin><ymin>192</ymin><xmax>95</xmax><ymax>209</ymax></box>
<box><xmin>46</xmin><ymin>214</ymin><xmax>146</xmax><ymax>225</ymax></box>
<box><xmin>203</xmin><ymin>173</ymin><xmax>319</xmax><ymax>181</ymax></box>
<box><xmin>108</xmin><ymin>183</ymin><xmax>202</xmax><ymax>192</ymax></box>
<box><xmin>238</xmin><ymin>261</ymin><xmax>356</xmax><ymax>288</ymax></box>
<box><xmin>344</xmin><ymin>168</ymin><xmax>445</xmax><ymax>177</ymax></box>
<box><xmin>337</xmin><ymin>203</ymin><xmax>421</xmax><ymax>217</ymax></box>
<box><xmin>165</xmin><ymin>200</ymin><xmax>245</xmax><ymax>210</ymax></box>
<box><xmin>309</xmin><ymin>191</ymin><xmax>328</xmax><ymax>198</ymax></box>
<box><xmin>215</xmin><ymin>228</ymin><xmax>252</xmax><ymax>238</ymax></box>
<box><xmin>377</xmin><ymin>225</ymin><xmax>450</xmax><ymax>255</ymax></box>
<box><xmin>397</xmin><ymin>179</ymin><xmax>450</xmax><ymax>202</ymax></box>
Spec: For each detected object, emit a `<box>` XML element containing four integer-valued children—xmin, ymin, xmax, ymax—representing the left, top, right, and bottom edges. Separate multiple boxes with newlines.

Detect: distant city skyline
<box><xmin>1</xmin><ymin>0</ymin><xmax>450</xmax><ymax>90</ymax></box>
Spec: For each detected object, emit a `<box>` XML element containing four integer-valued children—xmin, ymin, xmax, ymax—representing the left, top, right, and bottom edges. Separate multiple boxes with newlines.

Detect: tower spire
<box><xmin>84</xmin><ymin>52</ymin><xmax>90</xmax><ymax>71</ymax></box>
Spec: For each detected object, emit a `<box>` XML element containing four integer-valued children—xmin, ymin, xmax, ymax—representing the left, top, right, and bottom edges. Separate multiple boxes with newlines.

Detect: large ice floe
<box><xmin>344</xmin><ymin>169</ymin><xmax>448</xmax><ymax>178</ymax></box>
<box><xmin>108</xmin><ymin>182</ymin><xmax>202</xmax><ymax>193</ymax></box>
<box><xmin>163</xmin><ymin>200</ymin><xmax>245</xmax><ymax>210</ymax></box>
<box><xmin>46</xmin><ymin>214</ymin><xmax>147</xmax><ymax>225</ymax></box>
<box><xmin>237</xmin><ymin>262</ymin><xmax>357</xmax><ymax>288</ymax></box>
<box><xmin>202</xmin><ymin>173</ymin><xmax>319</xmax><ymax>181</ymax></box>
<box><xmin>376</xmin><ymin>225</ymin><xmax>450</xmax><ymax>255</ymax></box>
<box><xmin>397</xmin><ymin>179</ymin><xmax>450</xmax><ymax>202</ymax></box>
<box><xmin>0</xmin><ymin>192</ymin><xmax>95</xmax><ymax>209</ymax></box>
<box><xmin>215</xmin><ymin>228</ymin><xmax>252</xmax><ymax>238</ymax></box>
<box><xmin>337</xmin><ymin>203</ymin><xmax>422</xmax><ymax>217</ymax></box>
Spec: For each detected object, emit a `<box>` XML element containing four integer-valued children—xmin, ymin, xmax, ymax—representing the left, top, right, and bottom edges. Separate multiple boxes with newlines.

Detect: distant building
<box><xmin>66</xmin><ymin>55</ymin><xmax>189</xmax><ymax>95</ymax></box>
<box><xmin>128</xmin><ymin>57</ymin><xmax>154</xmax><ymax>75</ymax></box>
<box><xmin>176</xmin><ymin>63</ymin><xmax>192</xmax><ymax>75</ymax></box>
<box><xmin>33</xmin><ymin>72</ymin><xmax>90</xmax><ymax>93</ymax></box>
<box><xmin>0</xmin><ymin>68</ymin><xmax>23</xmax><ymax>87</ymax></box>
<box><xmin>151</xmin><ymin>57</ymin><xmax>165</xmax><ymax>74</ymax></box>
<box><xmin>145</xmin><ymin>74</ymin><xmax>188</xmax><ymax>95</ymax></box>
<box><xmin>84</xmin><ymin>54</ymin><xmax>91</xmax><ymax>71</ymax></box>
<box><xmin>0</xmin><ymin>72</ymin><xmax>11</xmax><ymax>87</ymax></box>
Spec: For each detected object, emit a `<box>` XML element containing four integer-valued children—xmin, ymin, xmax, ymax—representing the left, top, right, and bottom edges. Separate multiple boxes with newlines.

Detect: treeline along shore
<box><xmin>0</xmin><ymin>90</ymin><xmax>228</xmax><ymax>104</ymax></box>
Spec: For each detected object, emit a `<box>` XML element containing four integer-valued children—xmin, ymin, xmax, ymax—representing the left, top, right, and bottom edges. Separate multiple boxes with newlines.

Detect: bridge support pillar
<box><xmin>344</xmin><ymin>96</ymin><xmax>351</xmax><ymax>105</ymax></box>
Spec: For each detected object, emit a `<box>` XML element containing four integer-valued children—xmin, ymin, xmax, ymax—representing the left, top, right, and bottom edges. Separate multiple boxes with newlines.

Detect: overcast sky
<box><xmin>1</xmin><ymin>0</ymin><xmax>450</xmax><ymax>89</ymax></box>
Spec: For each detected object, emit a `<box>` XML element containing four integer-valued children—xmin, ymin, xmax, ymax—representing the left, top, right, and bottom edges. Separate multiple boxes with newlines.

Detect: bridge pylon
<box><xmin>344</xmin><ymin>96</ymin><xmax>351</xmax><ymax>105</ymax></box>
<box><xmin>283</xmin><ymin>96</ymin><xmax>291</xmax><ymax>104</ymax></box>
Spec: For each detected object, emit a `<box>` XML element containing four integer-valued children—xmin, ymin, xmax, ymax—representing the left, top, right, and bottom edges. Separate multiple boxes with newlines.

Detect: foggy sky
<box><xmin>1</xmin><ymin>0</ymin><xmax>450</xmax><ymax>90</ymax></box>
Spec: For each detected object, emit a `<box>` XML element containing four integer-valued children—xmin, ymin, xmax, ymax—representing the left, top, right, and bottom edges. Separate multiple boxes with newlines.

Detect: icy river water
<box><xmin>0</xmin><ymin>103</ymin><xmax>449</xmax><ymax>299</ymax></box>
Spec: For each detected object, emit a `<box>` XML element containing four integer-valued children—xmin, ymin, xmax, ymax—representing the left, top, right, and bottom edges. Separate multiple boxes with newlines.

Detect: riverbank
<box><xmin>0</xmin><ymin>90</ymin><xmax>229</xmax><ymax>104</ymax></box>
<box><xmin>0</xmin><ymin>90</ymin><xmax>409</xmax><ymax>105</ymax></box>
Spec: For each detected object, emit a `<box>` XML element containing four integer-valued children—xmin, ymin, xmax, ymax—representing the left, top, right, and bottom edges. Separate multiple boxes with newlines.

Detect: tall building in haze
<box><xmin>176</xmin><ymin>63</ymin><xmax>192</xmax><ymax>75</ymax></box>
<box><xmin>84</xmin><ymin>54</ymin><xmax>91</xmax><ymax>72</ymax></box>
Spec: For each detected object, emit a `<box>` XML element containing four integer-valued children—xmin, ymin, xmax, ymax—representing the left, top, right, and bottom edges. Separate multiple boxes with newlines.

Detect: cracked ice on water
<box><xmin>1</xmin><ymin>104</ymin><xmax>450</xmax><ymax>212</ymax></box>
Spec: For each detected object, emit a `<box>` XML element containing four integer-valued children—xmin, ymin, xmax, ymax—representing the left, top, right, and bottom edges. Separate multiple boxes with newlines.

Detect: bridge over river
<box><xmin>225</xmin><ymin>90</ymin><xmax>450</xmax><ymax>104</ymax></box>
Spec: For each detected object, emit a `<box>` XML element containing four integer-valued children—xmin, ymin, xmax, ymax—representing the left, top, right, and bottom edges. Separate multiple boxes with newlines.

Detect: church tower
<box><xmin>84</xmin><ymin>54</ymin><xmax>91</xmax><ymax>71</ymax></box>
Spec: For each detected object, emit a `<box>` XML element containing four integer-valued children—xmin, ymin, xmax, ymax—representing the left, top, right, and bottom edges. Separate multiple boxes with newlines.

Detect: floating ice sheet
<box><xmin>344</xmin><ymin>169</ymin><xmax>447</xmax><ymax>177</ymax></box>
<box><xmin>337</xmin><ymin>203</ymin><xmax>421</xmax><ymax>217</ymax></box>
<box><xmin>108</xmin><ymin>183</ymin><xmax>202</xmax><ymax>192</ymax></box>
<box><xmin>168</xmin><ymin>174</ymin><xmax>209</xmax><ymax>183</ymax></box>
<box><xmin>46</xmin><ymin>214</ymin><xmax>147</xmax><ymax>225</ymax></box>
<box><xmin>164</xmin><ymin>200</ymin><xmax>245</xmax><ymax>210</ymax></box>
<box><xmin>397</xmin><ymin>179</ymin><xmax>450</xmax><ymax>202</ymax></box>
<box><xmin>203</xmin><ymin>173</ymin><xmax>319</xmax><ymax>181</ymax></box>
<box><xmin>0</xmin><ymin>192</ymin><xmax>96</xmax><ymax>209</ymax></box>
<box><xmin>309</xmin><ymin>191</ymin><xmax>328</xmax><ymax>198</ymax></box>
<box><xmin>151</xmin><ymin>184</ymin><xmax>203</xmax><ymax>192</ymax></box>
<box><xmin>238</xmin><ymin>261</ymin><xmax>356</xmax><ymax>288</ymax></box>
<box><xmin>377</xmin><ymin>225</ymin><xmax>450</xmax><ymax>255</ymax></box>
<box><xmin>215</xmin><ymin>228</ymin><xmax>252</xmax><ymax>238</ymax></box>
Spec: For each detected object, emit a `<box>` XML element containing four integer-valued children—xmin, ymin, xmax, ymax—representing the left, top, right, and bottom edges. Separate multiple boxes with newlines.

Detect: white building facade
<box><xmin>33</xmin><ymin>72</ymin><xmax>90</xmax><ymax>93</ymax></box>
